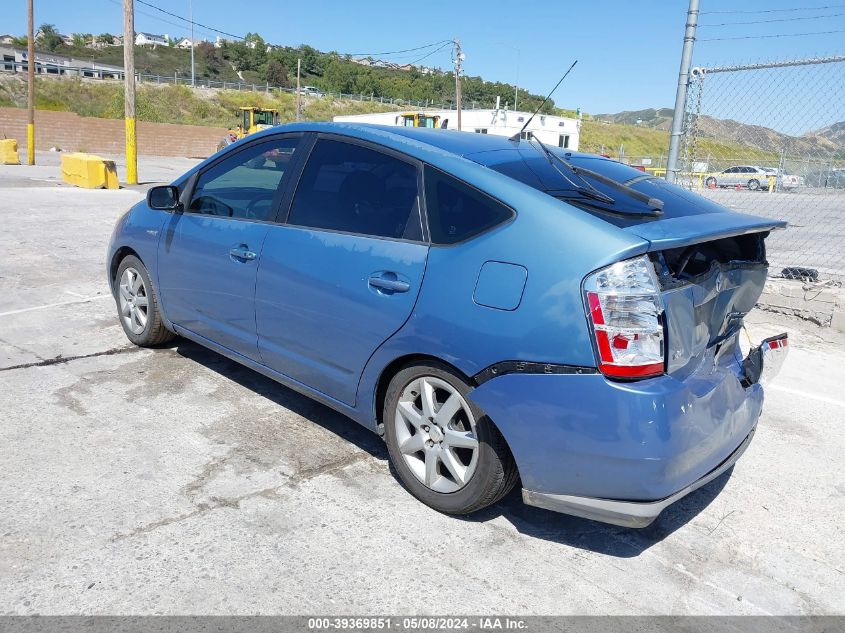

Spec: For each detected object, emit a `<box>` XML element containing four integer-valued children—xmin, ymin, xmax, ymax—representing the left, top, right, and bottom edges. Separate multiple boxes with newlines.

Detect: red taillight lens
<box><xmin>584</xmin><ymin>256</ymin><xmax>665</xmax><ymax>379</ymax></box>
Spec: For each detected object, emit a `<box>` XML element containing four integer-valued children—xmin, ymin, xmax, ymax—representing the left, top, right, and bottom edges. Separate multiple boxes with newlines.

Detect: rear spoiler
<box><xmin>624</xmin><ymin>212</ymin><xmax>787</xmax><ymax>251</ymax></box>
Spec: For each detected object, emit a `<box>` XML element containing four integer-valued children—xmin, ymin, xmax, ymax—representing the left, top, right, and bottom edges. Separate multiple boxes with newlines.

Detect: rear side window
<box><xmin>189</xmin><ymin>137</ymin><xmax>299</xmax><ymax>221</ymax></box>
<box><xmin>423</xmin><ymin>166</ymin><xmax>514</xmax><ymax>244</ymax></box>
<box><xmin>288</xmin><ymin>139</ymin><xmax>422</xmax><ymax>240</ymax></box>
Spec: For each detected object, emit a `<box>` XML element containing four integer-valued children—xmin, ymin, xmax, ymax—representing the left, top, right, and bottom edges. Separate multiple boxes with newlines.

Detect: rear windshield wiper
<box><xmin>527</xmin><ymin>137</ymin><xmax>615</xmax><ymax>205</ymax></box>
<box><xmin>529</xmin><ymin>137</ymin><xmax>664</xmax><ymax>215</ymax></box>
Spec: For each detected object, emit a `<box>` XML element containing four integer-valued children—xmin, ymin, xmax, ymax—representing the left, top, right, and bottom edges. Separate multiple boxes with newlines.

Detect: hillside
<box><xmin>597</xmin><ymin>108</ymin><xmax>845</xmax><ymax>157</ymax></box>
<box><xmin>579</xmin><ymin>119</ymin><xmax>783</xmax><ymax>163</ymax></box>
<box><xmin>0</xmin><ymin>75</ymin><xmax>400</xmax><ymax>128</ymax></box>
<box><xmin>8</xmin><ymin>36</ymin><xmax>555</xmax><ymax>113</ymax></box>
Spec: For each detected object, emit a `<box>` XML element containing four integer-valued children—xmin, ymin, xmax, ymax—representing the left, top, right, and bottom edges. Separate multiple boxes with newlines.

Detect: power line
<box><xmin>345</xmin><ymin>40</ymin><xmax>451</xmax><ymax>58</ymax></box>
<box><xmin>700</xmin><ymin>28</ymin><xmax>845</xmax><ymax>41</ymax></box>
<box><xmin>404</xmin><ymin>41</ymin><xmax>452</xmax><ymax>67</ymax></box>
<box><xmin>700</xmin><ymin>3</ymin><xmax>845</xmax><ymax>15</ymax></box>
<box><xmin>134</xmin><ymin>0</ymin><xmax>245</xmax><ymax>40</ymax></box>
<box><xmin>700</xmin><ymin>11</ymin><xmax>845</xmax><ymax>26</ymax></box>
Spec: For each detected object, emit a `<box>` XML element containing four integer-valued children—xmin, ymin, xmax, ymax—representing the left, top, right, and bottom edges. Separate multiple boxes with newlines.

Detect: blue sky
<box><xmin>4</xmin><ymin>0</ymin><xmax>845</xmax><ymax>114</ymax></box>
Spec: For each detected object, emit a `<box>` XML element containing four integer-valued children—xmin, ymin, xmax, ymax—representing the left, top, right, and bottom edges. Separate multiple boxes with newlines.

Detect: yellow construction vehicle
<box><xmin>218</xmin><ymin>107</ymin><xmax>280</xmax><ymax>151</ymax></box>
<box><xmin>396</xmin><ymin>112</ymin><xmax>440</xmax><ymax>128</ymax></box>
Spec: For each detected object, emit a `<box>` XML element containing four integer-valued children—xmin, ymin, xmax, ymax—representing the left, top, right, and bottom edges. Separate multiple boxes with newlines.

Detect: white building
<box><xmin>1</xmin><ymin>46</ymin><xmax>123</xmax><ymax>79</ymax></box>
<box><xmin>334</xmin><ymin>102</ymin><xmax>580</xmax><ymax>150</ymax></box>
<box><xmin>135</xmin><ymin>32</ymin><xmax>168</xmax><ymax>47</ymax></box>
<box><xmin>175</xmin><ymin>37</ymin><xmax>196</xmax><ymax>49</ymax></box>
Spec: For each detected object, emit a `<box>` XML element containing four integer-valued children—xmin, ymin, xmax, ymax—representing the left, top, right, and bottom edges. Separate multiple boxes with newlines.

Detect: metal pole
<box><xmin>453</xmin><ymin>38</ymin><xmax>462</xmax><ymax>131</ymax></box>
<box><xmin>666</xmin><ymin>0</ymin><xmax>699</xmax><ymax>183</ymax></box>
<box><xmin>514</xmin><ymin>47</ymin><xmax>520</xmax><ymax>111</ymax></box>
<box><xmin>189</xmin><ymin>0</ymin><xmax>195</xmax><ymax>86</ymax></box>
<box><xmin>26</xmin><ymin>0</ymin><xmax>35</xmax><ymax>165</ymax></box>
<box><xmin>123</xmin><ymin>0</ymin><xmax>138</xmax><ymax>184</ymax></box>
<box><xmin>295</xmin><ymin>58</ymin><xmax>301</xmax><ymax>121</ymax></box>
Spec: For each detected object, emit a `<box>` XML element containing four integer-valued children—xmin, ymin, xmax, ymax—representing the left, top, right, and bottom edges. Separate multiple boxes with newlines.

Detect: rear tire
<box><xmin>114</xmin><ymin>255</ymin><xmax>175</xmax><ymax>347</ymax></box>
<box><xmin>748</xmin><ymin>179</ymin><xmax>760</xmax><ymax>191</ymax></box>
<box><xmin>383</xmin><ymin>362</ymin><xmax>518</xmax><ymax>514</ymax></box>
<box><xmin>705</xmin><ymin>177</ymin><xmax>717</xmax><ymax>188</ymax></box>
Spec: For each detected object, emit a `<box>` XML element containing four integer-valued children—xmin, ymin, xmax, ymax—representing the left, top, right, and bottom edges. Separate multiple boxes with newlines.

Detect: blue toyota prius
<box><xmin>108</xmin><ymin>122</ymin><xmax>788</xmax><ymax>527</ymax></box>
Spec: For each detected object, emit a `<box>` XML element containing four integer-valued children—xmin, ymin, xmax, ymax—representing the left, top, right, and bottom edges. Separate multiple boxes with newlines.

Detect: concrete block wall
<box><xmin>758</xmin><ymin>278</ymin><xmax>845</xmax><ymax>331</ymax></box>
<box><xmin>0</xmin><ymin>107</ymin><xmax>225</xmax><ymax>158</ymax></box>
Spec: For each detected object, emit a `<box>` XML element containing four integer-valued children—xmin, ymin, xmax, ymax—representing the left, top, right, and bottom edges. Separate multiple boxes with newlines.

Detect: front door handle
<box><xmin>229</xmin><ymin>245</ymin><xmax>257</xmax><ymax>261</ymax></box>
<box><xmin>368</xmin><ymin>272</ymin><xmax>411</xmax><ymax>294</ymax></box>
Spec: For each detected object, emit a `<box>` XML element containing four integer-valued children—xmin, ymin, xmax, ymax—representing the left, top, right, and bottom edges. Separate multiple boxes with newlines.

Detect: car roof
<box><xmin>248</xmin><ymin>121</ymin><xmax>591</xmax><ymax>162</ymax></box>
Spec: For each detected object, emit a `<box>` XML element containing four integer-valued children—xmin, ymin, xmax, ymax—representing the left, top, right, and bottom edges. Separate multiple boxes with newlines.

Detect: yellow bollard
<box><xmin>125</xmin><ymin>117</ymin><xmax>137</xmax><ymax>185</ymax></box>
<box><xmin>0</xmin><ymin>139</ymin><xmax>21</xmax><ymax>165</ymax></box>
<box><xmin>27</xmin><ymin>123</ymin><xmax>34</xmax><ymax>165</ymax></box>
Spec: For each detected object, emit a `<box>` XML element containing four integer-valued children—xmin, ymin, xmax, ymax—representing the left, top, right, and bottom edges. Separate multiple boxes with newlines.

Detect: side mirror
<box><xmin>147</xmin><ymin>185</ymin><xmax>182</xmax><ymax>212</ymax></box>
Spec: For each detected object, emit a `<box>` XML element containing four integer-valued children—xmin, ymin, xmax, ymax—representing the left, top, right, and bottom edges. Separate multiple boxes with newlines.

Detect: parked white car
<box><xmin>705</xmin><ymin>166</ymin><xmax>801</xmax><ymax>191</ymax></box>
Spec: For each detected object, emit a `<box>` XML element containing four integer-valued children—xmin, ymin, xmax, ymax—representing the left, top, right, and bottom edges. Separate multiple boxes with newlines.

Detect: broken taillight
<box><xmin>584</xmin><ymin>255</ymin><xmax>665</xmax><ymax>379</ymax></box>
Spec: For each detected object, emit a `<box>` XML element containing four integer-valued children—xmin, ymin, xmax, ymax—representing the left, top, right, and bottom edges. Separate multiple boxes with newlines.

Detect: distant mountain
<box><xmin>808</xmin><ymin>121</ymin><xmax>845</xmax><ymax>149</ymax></box>
<box><xmin>595</xmin><ymin>108</ymin><xmax>675</xmax><ymax>130</ymax></box>
<box><xmin>596</xmin><ymin>108</ymin><xmax>844</xmax><ymax>156</ymax></box>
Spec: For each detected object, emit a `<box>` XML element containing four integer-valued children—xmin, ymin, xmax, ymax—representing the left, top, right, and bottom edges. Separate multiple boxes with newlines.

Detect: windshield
<box><xmin>253</xmin><ymin>111</ymin><xmax>276</xmax><ymax>126</ymax></box>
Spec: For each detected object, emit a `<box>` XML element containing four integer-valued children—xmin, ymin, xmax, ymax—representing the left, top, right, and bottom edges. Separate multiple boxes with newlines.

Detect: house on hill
<box><xmin>135</xmin><ymin>32</ymin><xmax>168</xmax><ymax>47</ymax></box>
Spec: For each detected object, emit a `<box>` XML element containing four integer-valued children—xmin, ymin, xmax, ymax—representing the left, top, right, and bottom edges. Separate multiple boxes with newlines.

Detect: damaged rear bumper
<box><xmin>469</xmin><ymin>334</ymin><xmax>788</xmax><ymax>528</ymax></box>
<box><xmin>522</xmin><ymin>428</ymin><xmax>755</xmax><ymax>528</ymax></box>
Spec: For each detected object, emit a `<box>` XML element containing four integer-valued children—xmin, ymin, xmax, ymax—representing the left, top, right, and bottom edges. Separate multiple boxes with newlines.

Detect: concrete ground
<box><xmin>697</xmin><ymin>187</ymin><xmax>845</xmax><ymax>281</ymax></box>
<box><xmin>0</xmin><ymin>157</ymin><xmax>843</xmax><ymax>616</ymax></box>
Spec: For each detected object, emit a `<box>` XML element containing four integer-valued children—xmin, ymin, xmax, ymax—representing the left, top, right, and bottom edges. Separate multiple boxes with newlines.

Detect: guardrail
<box><xmin>0</xmin><ymin>61</ymin><xmax>456</xmax><ymax>109</ymax></box>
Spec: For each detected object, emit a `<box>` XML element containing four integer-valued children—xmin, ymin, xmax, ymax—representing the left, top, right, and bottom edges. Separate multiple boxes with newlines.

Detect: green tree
<box><xmin>265</xmin><ymin>59</ymin><xmax>289</xmax><ymax>87</ymax></box>
<box><xmin>97</xmin><ymin>33</ymin><xmax>115</xmax><ymax>45</ymax></box>
<box><xmin>36</xmin><ymin>24</ymin><xmax>64</xmax><ymax>51</ymax></box>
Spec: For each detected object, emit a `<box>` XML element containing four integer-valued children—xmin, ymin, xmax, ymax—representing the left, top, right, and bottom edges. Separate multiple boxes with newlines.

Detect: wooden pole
<box><xmin>123</xmin><ymin>0</ymin><xmax>137</xmax><ymax>184</ymax></box>
<box><xmin>26</xmin><ymin>0</ymin><xmax>35</xmax><ymax>165</ymax></box>
<box><xmin>453</xmin><ymin>39</ymin><xmax>462</xmax><ymax>131</ymax></box>
<box><xmin>295</xmin><ymin>58</ymin><xmax>301</xmax><ymax>121</ymax></box>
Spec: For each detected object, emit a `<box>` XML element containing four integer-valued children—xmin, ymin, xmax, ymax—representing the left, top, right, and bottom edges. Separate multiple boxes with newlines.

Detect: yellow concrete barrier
<box><xmin>0</xmin><ymin>139</ymin><xmax>21</xmax><ymax>165</ymax></box>
<box><xmin>61</xmin><ymin>153</ymin><xmax>119</xmax><ymax>189</ymax></box>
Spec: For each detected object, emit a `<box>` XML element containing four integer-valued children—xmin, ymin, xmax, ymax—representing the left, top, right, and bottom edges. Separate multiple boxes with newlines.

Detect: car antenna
<box><xmin>509</xmin><ymin>60</ymin><xmax>578</xmax><ymax>142</ymax></box>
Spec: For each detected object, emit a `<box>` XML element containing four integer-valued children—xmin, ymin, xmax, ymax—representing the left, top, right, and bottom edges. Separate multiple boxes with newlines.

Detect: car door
<box><xmin>157</xmin><ymin>135</ymin><xmax>302</xmax><ymax>360</ymax></box>
<box><xmin>720</xmin><ymin>167</ymin><xmax>740</xmax><ymax>186</ymax></box>
<box><xmin>255</xmin><ymin>136</ymin><xmax>428</xmax><ymax>405</ymax></box>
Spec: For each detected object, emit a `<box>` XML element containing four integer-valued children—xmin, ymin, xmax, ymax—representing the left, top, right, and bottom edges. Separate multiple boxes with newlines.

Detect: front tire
<box><xmin>114</xmin><ymin>255</ymin><xmax>175</xmax><ymax>347</ymax></box>
<box><xmin>705</xmin><ymin>176</ymin><xmax>717</xmax><ymax>188</ymax></box>
<box><xmin>383</xmin><ymin>362</ymin><xmax>518</xmax><ymax>514</ymax></box>
<box><xmin>748</xmin><ymin>179</ymin><xmax>760</xmax><ymax>191</ymax></box>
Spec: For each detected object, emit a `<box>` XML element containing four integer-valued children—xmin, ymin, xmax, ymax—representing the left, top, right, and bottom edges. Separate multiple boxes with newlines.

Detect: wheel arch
<box><xmin>109</xmin><ymin>246</ymin><xmax>142</xmax><ymax>293</ymax></box>
<box><xmin>373</xmin><ymin>353</ymin><xmax>477</xmax><ymax>437</ymax></box>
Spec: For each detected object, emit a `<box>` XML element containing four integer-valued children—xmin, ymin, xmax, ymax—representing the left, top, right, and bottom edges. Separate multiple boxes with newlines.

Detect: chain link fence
<box><xmin>676</xmin><ymin>55</ymin><xmax>845</xmax><ymax>283</ymax></box>
<box><xmin>0</xmin><ymin>59</ymin><xmax>455</xmax><ymax>110</ymax></box>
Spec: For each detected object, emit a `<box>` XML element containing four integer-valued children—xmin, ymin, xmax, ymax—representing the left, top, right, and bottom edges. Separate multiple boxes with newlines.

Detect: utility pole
<box><xmin>189</xmin><ymin>0</ymin><xmax>195</xmax><ymax>86</ymax></box>
<box><xmin>453</xmin><ymin>38</ymin><xmax>463</xmax><ymax>131</ymax></box>
<box><xmin>666</xmin><ymin>0</ymin><xmax>699</xmax><ymax>183</ymax></box>
<box><xmin>295</xmin><ymin>58</ymin><xmax>301</xmax><ymax>121</ymax></box>
<box><xmin>123</xmin><ymin>0</ymin><xmax>137</xmax><ymax>184</ymax></box>
<box><xmin>26</xmin><ymin>0</ymin><xmax>35</xmax><ymax>165</ymax></box>
<box><xmin>513</xmin><ymin>47</ymin><xmax>520</xmax><ymax>111</ymax></box>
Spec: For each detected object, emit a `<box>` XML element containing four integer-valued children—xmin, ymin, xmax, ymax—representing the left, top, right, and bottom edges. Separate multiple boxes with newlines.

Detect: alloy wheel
<box><xmin>393</xmin><ymin>376</ymin><xmax>480</xmax><ymax>493</ymax></box>
<box><xmin>118</xmin><ymin>267</ymin><xmax>149</xmax><ymax>335</ymax></box>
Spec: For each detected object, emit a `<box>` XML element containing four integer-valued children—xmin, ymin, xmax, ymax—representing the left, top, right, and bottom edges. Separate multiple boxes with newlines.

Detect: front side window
<box><xmin>424</xmin><ymin>166</ymin><xmax>514</xmax><ymax>245</ymax></box>
<box><xmin>188</xmin><ymin>137</ymin><xmax>299</xmax><ymax>221</ymax></box>
<box><xmin>288</xmin><ymin>139</ymin><xmax>422</xmax><ymax>240</ymax></box>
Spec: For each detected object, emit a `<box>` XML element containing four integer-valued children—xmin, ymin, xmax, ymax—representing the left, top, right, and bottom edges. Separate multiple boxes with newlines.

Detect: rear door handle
<box><xmin>229</xmin><ymin>245</ymin><xmax>257</xmax><ymax>261</ymax></box>
<box><xmin>368</xmin><ymin>272</ymin><xmax>411</xmax><ymax>294</ymax></box>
